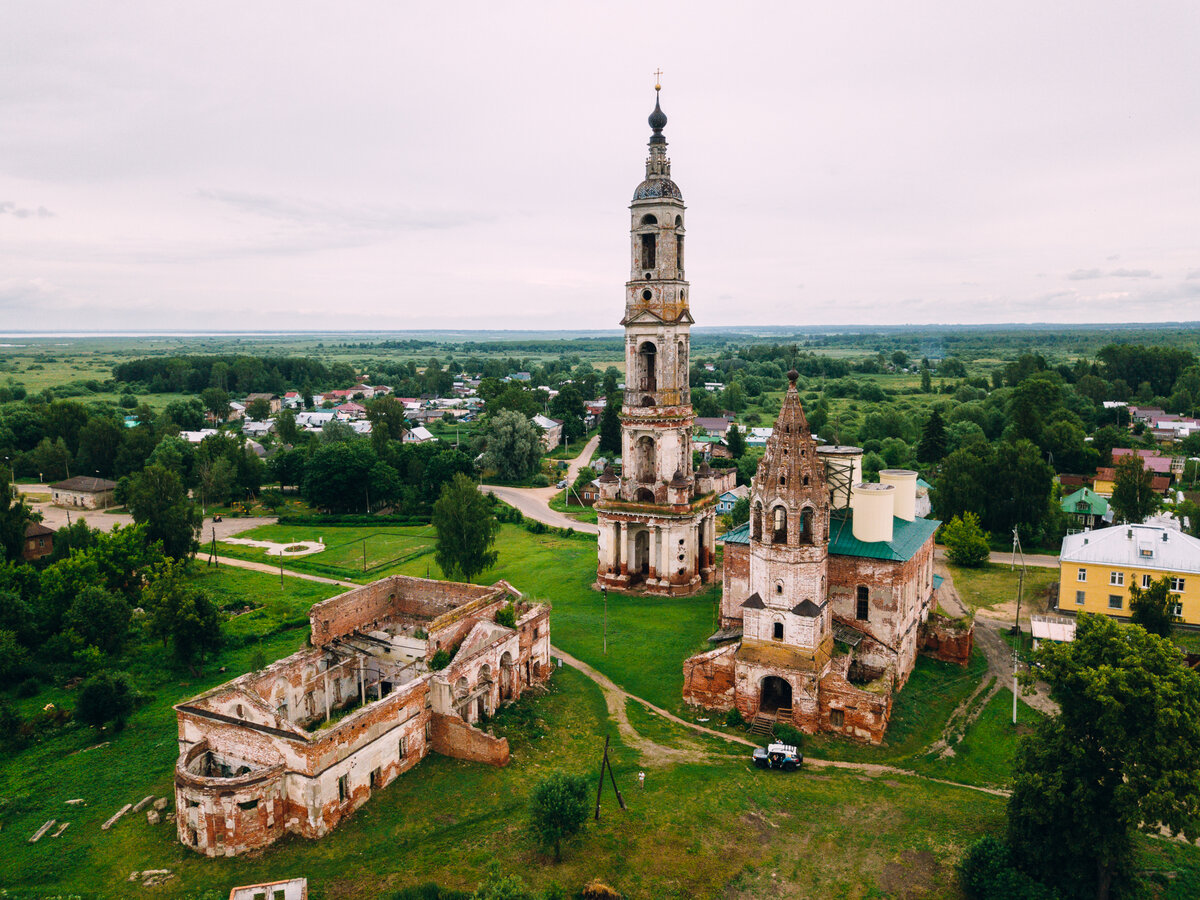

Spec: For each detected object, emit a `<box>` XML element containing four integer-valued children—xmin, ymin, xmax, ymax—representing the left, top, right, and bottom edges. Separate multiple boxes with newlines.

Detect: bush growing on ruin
<box><xmin>429</xmin><ymin>649</ymin><xmax>452</xmax><ymax>671</ymax></box>
<box><xmin>529</xmin><ymin>771</ymin><xmax>589</xmax><ymax>862</ymax></box>
<box><xmin>724</xmin><ymin>708</ymin><xmax>745</xmax><ymax>728</ymax></box>
<box><xmin>495</xmin><ymin>602</ymin><xmax>516</xmax><ymax>629</ymax></box>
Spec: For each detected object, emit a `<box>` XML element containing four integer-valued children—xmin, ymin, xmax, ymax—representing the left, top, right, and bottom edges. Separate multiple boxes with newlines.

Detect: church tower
<box><xmin>595</xmin><ymin>84</ymin><xmax>718</xmax><ymax>595</ymax></box>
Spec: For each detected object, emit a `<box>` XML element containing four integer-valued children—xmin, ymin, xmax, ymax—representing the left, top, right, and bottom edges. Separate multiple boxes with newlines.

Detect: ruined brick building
<box><xmin>595</xmin><ymin>85</ymin><xmax>720</xmax><ymax>595</ymax></box>
<box><xmin>682</xmin><ymin>374</ymin><xmax>972</xmax><ymax>743</ymax></box>
<box><xmin>173</xmin><ymin>575</ymin><xmax>550</xmax><ymax>856</ymax></box>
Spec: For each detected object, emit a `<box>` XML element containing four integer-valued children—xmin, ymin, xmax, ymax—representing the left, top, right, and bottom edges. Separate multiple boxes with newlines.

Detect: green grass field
<box><xmin>219</xmin><ymin>524</ymin><xmax>437</xmax><ymax>578</ymax></box>
<box><xmin>948</xmin><ymin>563</ymin><xmax>1060</xmax><ymax>613</ymax></box>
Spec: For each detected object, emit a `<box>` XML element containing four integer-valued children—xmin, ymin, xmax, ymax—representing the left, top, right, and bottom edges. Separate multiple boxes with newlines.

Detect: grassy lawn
<box><xmin>548</xmin><ymin>488</ymin><xmax>599</xmax><ymax>524</ymax></box>
<box><xmin>949</xmin><ymin>562</ymin><xmax>1059</xmax><ymax>613</ymax></box>
<box><xmin>546</xmin><ymin>429</ymin><xmax>598</xmax><ymax>460</ymax></box>
<box><xmin>218</xmin><ymin>523</ymin><xmax>437</xmax><ymax>579</ymax></box>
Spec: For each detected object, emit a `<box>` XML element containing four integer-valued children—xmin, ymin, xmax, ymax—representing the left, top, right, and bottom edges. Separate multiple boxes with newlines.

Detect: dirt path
<box><xmin>479</xmin><ymin>435</ymin><xmax>601</xmax><ymax>535</ymax></box>
<box><xmin>934</xmin><ymin>547</ymin><xmax>1059</xmax><ymax>569</ymax></box>
<box><xmin>552</xmin><ymin>648</ymin><xmax>1011</xmax><ymax>797</ymax></box>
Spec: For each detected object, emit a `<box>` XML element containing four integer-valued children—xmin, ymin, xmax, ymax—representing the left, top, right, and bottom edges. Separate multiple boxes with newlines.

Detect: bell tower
<box><xmin>596</xmin><ymin>82</ymin><xmax>717</xmax><ymax>596</ymax></box>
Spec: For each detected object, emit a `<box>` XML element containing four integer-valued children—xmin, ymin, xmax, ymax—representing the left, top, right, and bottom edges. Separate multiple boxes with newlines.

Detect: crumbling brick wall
<box><xmin>429</xmin><ymin>713</ymin><xmax>510</xmax><ymax>767</ymax></box>
<box><xmin>817</xmin><ymin>664</ymin><xmax>892</xmax><ymax>745</ymax></box>
<box><xmin>719</xmin><ymin>543</ymin><xmax>750</xmax><ymax>627</ymax></box>
<box><xmin>682</xmin><ymin>644</ymin><xmax>737</xmax><ymax>709</ymax></box>
<box><xmin>919</xmin><ymin>614</ymin><xmax>974</xmax><ymax>667</ymax></box>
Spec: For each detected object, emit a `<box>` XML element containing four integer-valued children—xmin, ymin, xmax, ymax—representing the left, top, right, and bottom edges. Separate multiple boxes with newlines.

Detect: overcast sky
<box><xmin>2</xmin><ymin>2</ymin><xmax>1198</xmax><ymax>332</ymax></box>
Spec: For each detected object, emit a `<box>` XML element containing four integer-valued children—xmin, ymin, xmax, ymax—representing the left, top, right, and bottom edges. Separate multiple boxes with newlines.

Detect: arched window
<box><xmin>779</xmin><ymin>474</ymin><xmax>786</xmax><ymax>486</ymax></box>
<box><xmin>775</xmin><ymin>581</ymin><xmax>784</xmax><ymax>595</ymax></box>
<box><xmin>638</xmin><ymin>341</ymin><xmax>657</xmax><ymax>392</ymax></box>
<box><xmin>640</xmin><ymin>232</ymin><xmax>656</xmax><ymax>268</ymax></box>
<box><xmin>802</xmin><ymin>474</ymin><xmax>809</xmax><ymax>486</ymax></box>
<box><xmin>856</xmin><ymin>586</ymin><xmax>869</xmax><ymax>621</ymax></box>
<box><xmin>752</xmin><ymin>502</ymin><xmax>763</xmax><ymax>541</ymax></box>
<box><xmin>772</xmin><ymin>621</ymin><xmax>784</xmax><ymax>641</ymax></box>
<box><xmin>798</xmin><ymin>508</ymin><xmax>814</xmax><ymax>544</ymax></box>
<box><xmin>635</xmin><ymin>435</ymin><xmax>656</xmax><ymax>483</ymax></box>
<box><xmin>674</xmin><ymin>215</ymin><xmax>682</xmax><ymax>227</ymax></box>
<box><xmin>641</xmin><ymin>213</ymin><xmax>658</xmax><ymax>225</ymax></box>
<box><xmin>772</xmin><ymin>507</ymin><xmax>787</xmax><ymax>544</ymax></box>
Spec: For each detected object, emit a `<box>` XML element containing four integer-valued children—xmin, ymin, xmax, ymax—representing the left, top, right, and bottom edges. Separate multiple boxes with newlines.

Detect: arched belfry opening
<box><xmin>798</xmin><ymin>508</ymin><xmax>814</xmax><ymax>544</ymax></box>
<box><xmin>638</xmin><ymin>341</ymin><xmax>657</xmax><ymax>392</ymax></box>
<box><xmin>640</xmin><ymin>232</ymin><xmax>656</xmax><ymax>268</ymax></box>
<box><xmin>635</xmin><ymin>435</ymin><xmax>656</xmax><ymax>483</ymax></box>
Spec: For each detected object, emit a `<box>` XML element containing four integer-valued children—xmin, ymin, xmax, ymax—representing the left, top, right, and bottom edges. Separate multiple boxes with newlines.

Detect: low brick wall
<box><xmin>429</xmin><ymin>713</ymin><xmax>510</xmax><ymax>767</ymax></box>
<box><xmin>919</xmin><ymin>615</ymin><xmax>974</xmax><ymax>667</ymax></box>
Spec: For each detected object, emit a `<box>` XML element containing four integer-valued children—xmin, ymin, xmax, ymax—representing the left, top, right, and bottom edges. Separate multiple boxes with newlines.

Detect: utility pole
<box><xmin>1011</xmin><ymin>526</ymin><xmax>1026</xmax><ymax>725</ymax></box>
<box><xmin>602</xmin><ymin>586</ymin><xmax>608</xmax><ymax>655</ymax></box>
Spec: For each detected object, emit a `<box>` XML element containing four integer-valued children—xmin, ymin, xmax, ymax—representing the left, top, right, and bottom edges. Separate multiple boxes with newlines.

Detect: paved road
<box><xmin>479</xmin><ymin>435</ymin><xmax>601</xmax><ymax>535</ymax></box>
<box><xmin>935</xmin><ymin>546</ymin><xmax>1059</xmax><ymax>569</ymax></box>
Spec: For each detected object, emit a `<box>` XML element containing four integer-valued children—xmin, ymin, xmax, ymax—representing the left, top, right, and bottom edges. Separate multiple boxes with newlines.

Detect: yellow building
<box><xmin>1058</xmin><ymin>524</ymin><xmax>1200</xmax><ymax>624</ymax></box>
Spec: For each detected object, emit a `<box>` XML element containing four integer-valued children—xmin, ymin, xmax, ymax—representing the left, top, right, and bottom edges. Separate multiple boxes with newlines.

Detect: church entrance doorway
<box><xmin>760</xmin><ymin>676</ymin><xmax>792</xmax><ymax>713</ymax></box>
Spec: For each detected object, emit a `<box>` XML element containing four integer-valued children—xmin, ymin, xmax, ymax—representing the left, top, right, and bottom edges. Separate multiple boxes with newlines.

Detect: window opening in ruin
<box><xmin>338</xmin><ymin>774</ymin><xmax>348</xmax><ymax>802</ymax></box>
<box><xmin>772</xmin><ymin>507</ymin><xmax>787</xmax><ymax>544</ymax></box>
<box><xmin>802</xmin><ymin>475</ymin><xmax>809</xmax><ymax>486</ymax></box>
<box><xmin>370</xmin><ymin>768</ymin><xmax>380</xmax><ymax>789</ymax></box>
<box><xmin>760</xmin><ymin>675</ymin><xmax>792</xmax><ymax>712</ymax></box>
<box><xmin>776</xmin><ymin>582</ymin><xmax>783</xmax><ymax>594</ymax></box>
<box><xmin>640</xmin><ymin>232</ymin><xmax>656</xmax><ymax>268</ymax></box>
<box><xmin>238</xmin><ymin>799</ymin><xmax>259</xmax><ymax>811</ymax></box>
<box><xmin>187</xmin><ymin>827</ymin><xmax>197</xmax><ymax>845</ymax></box>
<box><xmin>773</xmin><ymin>622</ymin><xmax>784</xmax><ymax>640</ymax></box>
<box><xmin>676</xmin><ymin>236</ymin><xmax>684</xmax><ymax>272</ymax></box>
<box><xmin>642</xmin><ymin>288</ymin><xmax>653</xmax><ymax>301</ymax></box>
<box><xmin>236</xmin><ymin>704</ymin><xmax>244</xmax><ymax>718</ymax></box>
<box><xmin>641</xmin><ymin>213</ymin><xmax>658</xmax><ymax>225</ymax></box>
<box><xmin>635</xmin><ymin>434</ymin><xmax>656</xmax><ymax>482</ymax></box>
<box><xmin>831</xmin><ymin>708</ymin><xmax>845</xmax><ymax>728</ymax></box>
<box><xmin>398</xmin><ymin>737</ymin><xmax>407</xmax><ymax>759</ymax></box>
<box><xmin>798</xmin><ymin>508</ymin><xmax>814</xmax><ymax>544</ymax></box>
<box><xmin>856</xmin><ymin>586</ymin><xmax>869</xmax><ymax>621</ymax></box>
<box><xmin>752</xmin><ymin>503</ymin><xmax>763</xmax><ymax>541</ymax></box>
<box><xmin>638</xmin><ymin>341</ymin><xmax>657</xmax><ymax>392</ymax></box>
<box><xmin>779</xmin><ymin>474</ymin><xmax>786</xmax><ymax>486</ymax></box>
<box><xmin>675</xmin><ymin>215</ymin><xmax>682</xmax><ymax>227</ymax></box>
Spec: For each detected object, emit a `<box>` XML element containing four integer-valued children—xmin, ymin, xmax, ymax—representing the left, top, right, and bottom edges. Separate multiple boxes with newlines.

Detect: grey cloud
<box><xmin>1109</xmin><ymin>268</ymin><xmax>1155</xmax><ymax>278</ymax></box>
<box><xmin>1067</xmin><ymin>268</ymin><xmax>1104</xmax><ymax>280</ymax></box>
<box><xmin>0</xmin><ymin>202</ymin><xmax>54</xmax><ymax>218</ymax></box>
<box><xmin>1186</xmin><ymin>269</ymin><xmax>1200</xmax><ymax>280</ymax></box>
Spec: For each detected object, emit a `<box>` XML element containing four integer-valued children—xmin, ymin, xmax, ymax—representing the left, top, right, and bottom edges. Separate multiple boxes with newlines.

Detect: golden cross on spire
<box><xmin>654</xmin><ymin>68</ymin><xmax>663</xmax><ymax>90</ymax></box>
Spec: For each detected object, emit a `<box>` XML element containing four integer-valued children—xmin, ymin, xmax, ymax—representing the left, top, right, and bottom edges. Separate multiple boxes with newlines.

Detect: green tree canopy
<box><xmin>916</xmin><ymin>409</ymin><xmax>947</xmax><ymax>463</ymax></box>
<box><xmin>725</xmin><ymin>423</ymin><xmax>746</xmax><ymax>459</ymax></box>
<box><xmin>941</xmin><ymin>512</ymin><xmax>990</xmax><ymax>567</ymax></box>
<box><xmin>528</xmin><ymin>771</ymin><xmax>589</xmax><ymax>862</ymax></box>
<box><xmin>1128</xmin><ymin>574</ymin><xmax>1176</xmax><ymax>638</ymax></box>
<box><xmin>480</xmin><ymin>410</ymin><xmax>543</xmax><ymax>482</ymax></box>
<box><xmin>124</xmin><ymin>464</ymin><xmax>201</xmax><ymax>559</ymax></box>
<box><xmin>433</xmin><ymin>474</ymin><xmax>499</xmax><ymax>583</ymax></box>
<box><xmin>75</xmin><ymin>671</ymin><xmax>134</xmax><ymax>730</ymax></box>
<box><xmin>597</xmin><ymin>402</ymin><xmax>621</xmax><ymax>456</ymax></box>
<box><xmin>1008</xmin><ymin>614</ymin><xmax>1200</xmax><ymax>899</ymax></box>
<box><xmin>1109</xmin><ymin>455</ymin><xmax>1158</xmax><ymax>524</ymax></box>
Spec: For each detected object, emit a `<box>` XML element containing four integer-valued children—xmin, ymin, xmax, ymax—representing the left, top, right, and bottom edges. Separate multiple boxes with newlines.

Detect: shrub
<box><xmin>429</xmin><ymin>649</ymin><xmax>452</xmax><ymax>671</ymax></box>
<box><xmin>495</xmin><ymin>602</ymin><xmax>516</xmax><ymax>629</ymax></box>
<box><xmin>529</xmin><ymin>772</ymin><xmax>589</xmax><ymax>862</ymax></box>
<box><xmin>75</xmin><ymin>671</ymin><xmax>134</xmax><ymax>730</ymax></box>
<box><xmin>724</xmin><ymin>707</ymin><xmax>746</xmax><ymax>728</ymax></box>
<box><xmin>773</xmin><ymin>723</ymin><xmax>805</xmax><ymax>749</ymax></box>
<box><xmin>958</xmin><ymin>836</ymin><xmax>1059</xmax><ymax>900</ymax></box>
<box><xmin>942</xmin><ymin>512</ymin><xmax>991</xmax><ymax>567</ymax></box>
<box><xmin>15</xmin><ymin>677</ymin><xmax>40</xmax><ymax>699</ymax></box>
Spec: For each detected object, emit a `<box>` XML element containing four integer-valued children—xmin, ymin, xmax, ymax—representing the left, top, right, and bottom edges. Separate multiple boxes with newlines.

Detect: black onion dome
<box><xmin>633</xmin><ymin>178</ymin><xmax>683</xmax><ymax>201</ymax></box>
<box><xmin>648</xmin><ymin>91</ymin><xmax>668</xmax><ymax>141</ymax></box>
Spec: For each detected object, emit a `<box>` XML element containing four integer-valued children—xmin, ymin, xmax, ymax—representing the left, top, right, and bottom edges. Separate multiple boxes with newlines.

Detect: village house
<box><xmin>229</xmin><ymin>878</ymin><xmax>308</xmax><ymax>900</ymax></box>
<box><xmin>173</xmin><ymin>574</ymin><xmax>551</xmax><ymax>857</ymax></box>
<box><xmin>532</xmin><ymin>414</ymin><xmax>563</xmax><ymax>451</ymax></box>
<box><xmin>1057</xmin><ymin>524</ymin><xmax>1200</xmax><ymax>625</ymax></box>
<box><xmin>1060</xmin><ymin>486</ymin><xmax>1111</xmax><ymax>530</ymax></box>
<box><xmin>246</xmin><ymin>393</ymin><xmax>282</xmax><ymax>415</ymax></box>
<box><xmin>681</xmin><ymin>375</ymin><xmax>972</xmax><ymax>744</ymax></box>
<box><xmin>403</xmin><ymin>425</ymin><xmax>435</xmax><ymax>444</ymax></box>
<box><xmin>716</xmin><ymin>484</ymin><xmax>750</xmax><ymax>516</ymax></box>
<box><xmin>22</xmin><ymin>521</ymin><xmax>54</xmax><ymax>561</ymax></box>
<box><xmin>49</xmin><ymin>475</ymin><xmax>117</xmax><ymax>509</ymax></box>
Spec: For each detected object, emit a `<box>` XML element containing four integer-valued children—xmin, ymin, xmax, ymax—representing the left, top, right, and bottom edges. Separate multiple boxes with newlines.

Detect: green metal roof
<box><xmin>719</xmin><ymin>510</ymin><xmax>939</xmax><ymax>563</ymax></box>
<box><xmin>1060</xmin><ymin>486</ymin><xmax>1109</xmax><ymax>517</ymax></box>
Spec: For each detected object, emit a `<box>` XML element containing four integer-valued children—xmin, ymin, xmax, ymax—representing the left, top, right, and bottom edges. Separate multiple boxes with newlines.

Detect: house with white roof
<box><xmin>1058</xmin><ymin>523</ymin><xmax>1200</xmax><ymax>625</ymax></box>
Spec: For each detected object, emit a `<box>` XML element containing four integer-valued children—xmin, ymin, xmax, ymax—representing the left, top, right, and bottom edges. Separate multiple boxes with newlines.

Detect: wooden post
<box><xmin>606</xmin><ymin>746</ymin><xmax>626</xmax><ymax>810</ymax></box>
<box><xmin>595</xmin><ymin>735</ymin><xmax>608</xmax><ymax>820</ymax></box>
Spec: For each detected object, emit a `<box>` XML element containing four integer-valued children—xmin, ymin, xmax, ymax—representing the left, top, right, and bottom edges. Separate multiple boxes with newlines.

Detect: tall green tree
<box><xmin>528</xmin><ymin>771</ymin><xmax>589</xmax><ymax>862</ymax></box>
<box><xmin>142</xmin><ymin>559</ymin><xmax>222</xmax><ymax>667</ymax></box>
<box><xmin>1008</xmin><ymin>614</ymin><xmax>1200</xmax><ymax>900</ymax></box>
<box><xmin>725</xmin><ymin>423</ymin><xmax>746</xmax><ymax>459</ymax></box>
<box><xmin>200</xmin><ymin>387</ymin><xmax>231</xmax><ymax>422</ymax></box>
<box><xmin>479</xmin><ymin>410</ymin><xmax>543</xmax><ymax>482</ymax></box>
<box><xmin>916</xmin><ymin>409</ymin><xmax>948</xmax><ymax>463</ymax></box>
<box><xmin>124</xmin><ymin>464</ymin><xmax>201</xmax><ymax>559</ymax></box>
<box><xmin>597</xmin><ymin>402</ymin><xmax>621</xmax><ymax>456</ymax></box>
<box><xmin>1109</xmin><ymin>455</ymin><xmax>1158</xmax><ymax>524</ymax></box>
<box><xmin>432</xmin><ymin>474</ymin><xmax>499</xmax><ymax>583</ymax></box>
<box><xmin>549</xmin><ymin>385</ymin><xmax>586</xmax><ymax>445</ymax></box>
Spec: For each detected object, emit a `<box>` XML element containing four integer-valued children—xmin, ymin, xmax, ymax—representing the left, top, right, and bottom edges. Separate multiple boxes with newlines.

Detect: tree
<box><xmin>602</xmin><ymin>366</ymin><xmax>620</xmax><ymax>398</ymax></box>
<box><xmin>916</xmin><ymin>409</ymin><xmax>947</xmax><ymax>463</ymax></box>
<box><xmin>124</xmin><ymin>464</ymin><xmax>201</xmax><ymax>559</ymax></box>
<box><xmin>200</xmin><ymin>387</ymin><xmax>231</xmax><ymax>422</ymax></box>
<box><xmin>529</xmin><ymin>771</ymin><xmax>589</xmax><ymax>862</ymax></box>
<box><xmin>432</xmin><ymin>474</ymin><xmax>499</xmax><ymax>583</ymax></box>
<box><xmin>62</xmin><ymin>585</ymin><xmax>132</xmax><ymax>656</ymax></box>
<box><xmin>1129</xmin><ymin>575</ymin><xmax>1176</xmax><ymax>638</ymax></box>
<box><xmin>245</xmin><ymin>397</ymin><xmax>272</xmax><ymax>421</ymax></box>
<box><xmin>597</xmin><ymin>402</ymin><xmax>621</xmax><ymax>456</ymax></box>
<box><xmin>0</xmin><ymin>466</ymin><xmax>32</xmax><ymax>563</ymax></box>
<box><xmin>549</xmin><ymin>385</ymin><xmax>586</xmax><ymax>445</ymax></box>
<box><xmin>920</xmin><ymin>368</ymin><xmax>933</xmax><ymax>393</ymax></box>
<box><xmin>142</xmin><ymin>560</ymin><xmax>223</xmax><ymax>667</ymax></box>
<box><xmin>722</xmin><ymin>381</ymin><xmax>747</xmax><ymax>412</ymax></box>
<box><xmin>275</xmin><ymin>408</ymin><xmax>301</xmax><ymax>445</ymax></box>
<box><xmin>479</xmin><ymin>411</ymin><xmax>543</xmax><ymax>482</ymax></box>
<box><xmin>725</xmin><ymin>423</ymin><xmax>746</xmax><ymax>459</ymax></box>
<box><xmin>730</xmin><ymin>495</ymin><xmax>750</xmax><ymax>526</ymax></box>
<box><xmin>941</xmin><ymin>513</ymin><xmax>990</xmax><ymax>567</ymax></box>
<box><xmin>1008</xmin><ymin>614</ymin><xmax>1200</xmax><ymax>899</ymax></box>
<box><xmin>301</xmin><ymin>441</ymin><xmax>390</xmax><ymax>513</ymax></box>
<box><xmin>75</xmin><ymin>671</ymin><xmax>135</xmax><ymax>730</ymax></box>
<box><xmin>1109</xmin><ymin>455</ymin><xmax>1158</xmax><ymax>524</ymax></box>
<box><xmin>196</xmin><ymin>456</ymin><xmax>236</xmax><ymax>509</ymax></box>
